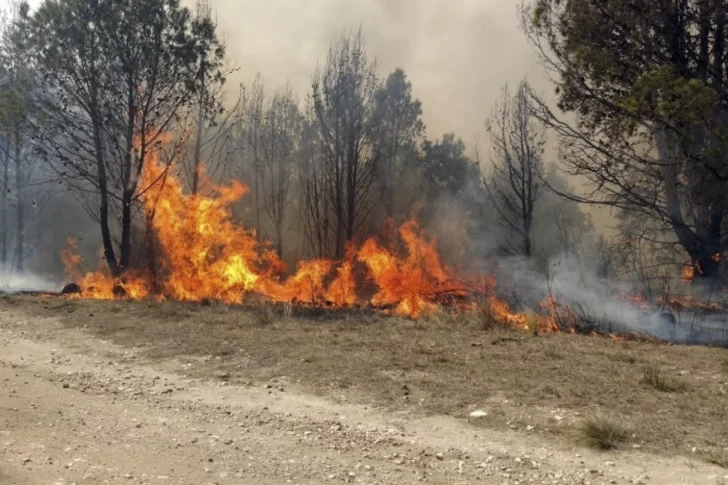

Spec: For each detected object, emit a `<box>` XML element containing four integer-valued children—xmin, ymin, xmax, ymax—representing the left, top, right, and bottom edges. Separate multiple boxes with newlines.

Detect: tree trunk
<box><xmin>91</xmin><ymin>111</ymin><xmax>120</xmax><ymax>277</ymax></box>
<box><xmin>13</xmin><ymin>128</ymin><xmax>23</xmax><ymax>271</ymax></box>
<box><xmin>1</xmin><ymin>138</ymin><xmax>8</xmax><ymax>266</ymax></box>
<box><xmin>693</xmin><ymin>252</ymin><xmax>721</xmax><ymax>292</ymax></box>
<box><xmin>119</xmin><ymin>189</ymin><xmax>133</xmax><ymax>271</ymax></box>
<box><xmin>145</xmin><ymin>208</ymin><xmax>160</xmax><ymax>294</ymax></box>
<box><xmin>191</xmin><ymin>66</ymin><xmax>205</xmax><ymax>195</ymax></box>
<box><xmin>275</xmin><ymin>221</ymin><xmax>283</xmax><ymax>259</ymax></box>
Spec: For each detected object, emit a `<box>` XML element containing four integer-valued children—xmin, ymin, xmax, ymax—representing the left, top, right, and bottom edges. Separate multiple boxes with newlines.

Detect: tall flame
<box><xmin>61</xmin><ymin>132</ymin><xmax>557</xmax><ymax>330</ymax></box>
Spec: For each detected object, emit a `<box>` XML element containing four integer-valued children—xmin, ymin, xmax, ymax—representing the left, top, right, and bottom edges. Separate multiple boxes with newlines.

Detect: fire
<box><xmin>57</xmin><ymin>132</ymin><xmax>576</xmax><ymax>331</ymax></box>
<box><xmin>357</xmin><ymin>220</ymin><xmax>467</xmax><ymax>317</ymax></box>
<box><xmin>681</xmin><ymin>264</ymin><xmax>695</xmax><ymax>284</ymax></box>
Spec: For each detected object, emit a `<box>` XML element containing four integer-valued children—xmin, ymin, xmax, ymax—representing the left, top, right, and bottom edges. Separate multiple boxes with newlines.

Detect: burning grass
<box><xmin>56</xmin><ymin>131</ymin><xmax>568</xmax><ymax>332</ymax></box>
<box><xmin>15</xmin><ymin>295</ymin><xmax>728</xmax><ymax>464</ymax></box>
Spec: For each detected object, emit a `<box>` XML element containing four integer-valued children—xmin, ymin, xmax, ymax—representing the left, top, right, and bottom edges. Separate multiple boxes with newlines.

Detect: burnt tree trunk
<box><xmin>91</xmin><ymin>109</ymin><xmax>120</xmax><ymax>277</ymax></box>
<box><xmin>191</xmin><ymin>57</ymin><xmax>205</xmax><ymax>195</ymax></box>
<box><xmin>13</xmin><ymin>127</ymin><xmax>23</xmax><ymax>271</ymax></box>
<box><xmin>1</xmin><ymin>138</ymin><xmax>8</xmax><ymax>266</ymax></box>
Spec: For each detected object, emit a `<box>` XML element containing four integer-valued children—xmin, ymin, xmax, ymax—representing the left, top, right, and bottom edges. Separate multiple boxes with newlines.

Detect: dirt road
<box><xmin>1</xmin><ymin>306</ymin><xmax>726</xmax><ymax>484</ymax></box>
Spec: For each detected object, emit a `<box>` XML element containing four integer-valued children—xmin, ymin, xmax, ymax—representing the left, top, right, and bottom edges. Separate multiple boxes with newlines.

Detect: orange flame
<box><xmin>58</xmin><ymin>132</ymin><xmax>572</xmax><ymax>330</ymax></box>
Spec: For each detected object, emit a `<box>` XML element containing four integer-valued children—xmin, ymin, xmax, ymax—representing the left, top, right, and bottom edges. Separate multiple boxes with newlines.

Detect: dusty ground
<box><xmin>1</xmin><ymin>296</ymin><xmax>728</xmax><ymax>484</ymax></box>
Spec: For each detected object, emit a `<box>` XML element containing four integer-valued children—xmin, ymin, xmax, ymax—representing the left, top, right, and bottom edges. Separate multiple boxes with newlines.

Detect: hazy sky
<box><xmin>2</xmin><ymin>0</ymin><xmax>615</xmax><ymax>229</ymax></box>
<box><xmin>211</xmin><ymin>0</ymin><xmax>548</xmax><ymax>147</ymax></box>
<box><xmin>9</xmin><ymin>0</ymin><xmax>547</xmax><ymax>149</ymax></box>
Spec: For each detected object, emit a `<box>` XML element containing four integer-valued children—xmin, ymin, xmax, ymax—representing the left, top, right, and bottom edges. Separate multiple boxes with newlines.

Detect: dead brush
<box><xmin>525</xmin><ymin>310</ymin><xmax>541</xmax><ymax>336</ymax></box>
<box><xmin>282</xmin><ymin>303</ymin><xmax>294</xmax><ymax>320</ymax></box>
<box><xmin>254</xmin><ymin>303</ymin><xmax>276</xmax><ymax>326</ymax></box>
<box><xmin>578</xmin><ymin>416</ymin><xmax>628</xmax><ymax>450</ymax></box>
<box><xmin>422</xmin><ymin>306</ymin><xmax>458</xmax><ymax>328</ymax></box>
<box><xmin>470</xmin><ymin>301</ymin><xmax>507</xmax><ymax>331</ymax></box>
<box><xmin>641</xmin><ymin>363</ymin><xmax>688</xmax><ymax>393</ymax></box>
<box><xmin>149</xmin><ymin>301</ymin><xmax>192</xmax><ymax>320</ymax></box>
<box><xmin>700</xmin><ymin>447</ymin><xmax>728</xmax><ymax>468</ymax></box>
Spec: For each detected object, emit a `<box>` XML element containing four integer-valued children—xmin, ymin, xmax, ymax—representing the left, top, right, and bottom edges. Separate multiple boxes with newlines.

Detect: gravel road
<box><xmin>1</xmin><ymin>308</ymin><xmax>726</xmax><ymax>484</ymax></box>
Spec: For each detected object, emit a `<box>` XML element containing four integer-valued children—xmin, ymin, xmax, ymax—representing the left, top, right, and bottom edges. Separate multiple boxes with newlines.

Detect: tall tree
<box><xmin>30</xmin><ymin>0</ymin><xmax>224</xmax><ymax>277</ymax></box>
<box><xmin>417</xmin><ymin>133</ymin><xmax>481</xmax><ymax>265</ymax></box>
<box><xmin>258</xmin><ymin>84</ymin><xmax>302</xmax><ymax>258</ymax></box>
<box><xmin>420</xmin><ymin>133</ymin><xmax>477</xmax><ymax>199</ymax></box>
<box><xmin>373</xmin><ymin>68</ymin><xmax>424</xmax><ymax>220</ymax></box>
<box><xmin>299</xmin><ymin>114</ymin><xmax>331</xmax><ymax>258</ymax></box>
<box><xmin>310</xmin><ymin>28</ymin><xmax>380</xmax><ymax>258</ymax></box>
<box><xmin>484</xmin><ymin>80</ymin><xmax>546</xmax><ymax>258</ymax></box>
<box><xmin>0</xmin><ymin>1</ymin><xmax>37</xmax><ymax>272</ymax></box>
<box><xmin>524</xmin><ymin>0</ymin><xmax>728</xmax><ymax>289</ymax></box>
<box><xmin>187</xmin><ymin>0</ymin><xmax>229</xmax><ymax>195</ymax></box>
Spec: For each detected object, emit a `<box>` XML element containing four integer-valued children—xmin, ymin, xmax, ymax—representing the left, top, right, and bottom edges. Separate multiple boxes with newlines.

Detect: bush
<box><xmin>579</xmin><ymin>416</ymin><xmax>627</xmax><ymax>450</ymax></box>
<box><xmin>641</xmin><ymin>364</ymin><xmax>688</xmax><ymax>393</ymax></box>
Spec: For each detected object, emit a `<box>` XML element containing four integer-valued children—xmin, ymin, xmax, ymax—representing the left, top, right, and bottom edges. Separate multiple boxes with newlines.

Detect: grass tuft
<box><xmin>699</xmin><ymin>448</ymin><xmax>728</xmax><ymax>468</ymax></box>
<box><xmin>254</xmin><ymin>304</ymin><xmax>276</xmax><ymax>326</ymax></box>
<box><xmin>641</xmin><ymin>364</ymin><xmax>688</xmax><ymax>393</ymax></box>
<box><xmin>578</xmin><ymin>416</ymin><xmax>627</xmax><ymax>450</ymax></box>
<box><xmin>525</xmin><ymin>310</ymin><xmax>540</xmax><ymax>336</ymax></box>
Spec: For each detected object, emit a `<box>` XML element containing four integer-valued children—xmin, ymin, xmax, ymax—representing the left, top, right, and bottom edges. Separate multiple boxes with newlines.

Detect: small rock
<box><xmin>469</xmin><ymin>410</ymin><xmax>488</xmax><ymax>419</ymax></box>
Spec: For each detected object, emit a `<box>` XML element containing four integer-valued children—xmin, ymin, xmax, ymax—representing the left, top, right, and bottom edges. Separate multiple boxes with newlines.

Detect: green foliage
<box><xmin>524</xmin><ymin>0</ymin><xmax>728</xmax><ymax>285</ymax></box>
<box><xmin>421</xmin><ymin>134</ymin><xmax>476</xmax><ymax>198</ymax></box>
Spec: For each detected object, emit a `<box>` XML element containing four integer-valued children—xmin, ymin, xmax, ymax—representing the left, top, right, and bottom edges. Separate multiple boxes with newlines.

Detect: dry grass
<box><xmin>578</xmin><ymin>416</ymin><xmax>628</xmax><ymax>450</ymax></box>
<box><xmin>15</xmin><ymin>296</ymin><xmax>728</xmax><ymax>461</ymax></box>
<box><xmin>641</xmin><ymin>364</ymin><xmax>689</xmax><ymax>393</ymax></box>
<box><xmin>700</xmin><ymin>448</ymin><xmax>728</xmax><ymax>468</ymax></box>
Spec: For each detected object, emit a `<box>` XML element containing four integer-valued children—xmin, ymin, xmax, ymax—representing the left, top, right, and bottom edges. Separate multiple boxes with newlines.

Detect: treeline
<box><xmin>0</xmin><ymin>0</ymin><xmax>599</xmax><ymax>286</ymax></box>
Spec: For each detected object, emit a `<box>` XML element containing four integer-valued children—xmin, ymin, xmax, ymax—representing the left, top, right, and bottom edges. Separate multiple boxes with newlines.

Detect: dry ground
<box><xmin>1</xmin><ymin>294</ymin><xmax>728</xmax><ymax>484</ymax></box>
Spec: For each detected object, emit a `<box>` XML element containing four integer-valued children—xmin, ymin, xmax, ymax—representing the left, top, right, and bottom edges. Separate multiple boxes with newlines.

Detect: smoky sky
<box><xmin>206</xmin><ymin>0</ymin><xmax>547</xmax><ymax>147</ymax></box>
<box><xmin>8</xmin><ymin>0</ymin><xmax>616</xmax><ymax>229</ymax></box>
<box><xmin>11</xmin><ymin>0</ymin><xmax>545</xmax><ymax>153</ymax></box>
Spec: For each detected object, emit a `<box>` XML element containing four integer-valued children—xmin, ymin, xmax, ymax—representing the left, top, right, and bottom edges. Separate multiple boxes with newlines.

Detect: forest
<box><xmin>0</xmin><ymin>0</ymin><xmax>727</xmax><ymax>330</ymax></box>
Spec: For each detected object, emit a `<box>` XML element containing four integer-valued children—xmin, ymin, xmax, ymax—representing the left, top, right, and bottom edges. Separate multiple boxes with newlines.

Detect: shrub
<box><xmin>579</xmin><ymin>416</ymin><xmax>627</xmax><ymax>450</ymax></box>
<box><xmin>641</xmin><ymin>364</ymin><xmax>688</xmax><ymax>393</ymax></box>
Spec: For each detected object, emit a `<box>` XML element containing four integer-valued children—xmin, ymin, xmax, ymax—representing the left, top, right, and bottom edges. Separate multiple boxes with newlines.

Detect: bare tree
<box><xmin>484</xmin><ymin>80</ymin><xmax>546</xmax><ymax>258</ymax></box>
<box><xmin>299</xmin><ymin>115</ymin><xmax>331</xmax><ymax>258</ymax></box>
<box><xmin>0</xmin><ymin>135</ymin><xmax>8</xmax><ymax>265</ymax></box>
<box><xmin>310</xmin><ymin>28</ymin><xmax>380</xmax><ymax>258</ymax></box>
<box><xmin>241</xmin><ymin>74</ymin><xmax>265</xmax><ymax>234</ymax></box>
<box><xmin>257</xmin><ymin>84</ymin><xmax>302</xmax><ymax>258</ymax></box>
<box><xmin>0</xmin><ymin>0</ymin><xmax>39</xmax><ymax>272</ymax></box>
<box><xmin>185</xmin><ymin>0</ymin><xmax>236</xmax><ymax>195</ymax></box>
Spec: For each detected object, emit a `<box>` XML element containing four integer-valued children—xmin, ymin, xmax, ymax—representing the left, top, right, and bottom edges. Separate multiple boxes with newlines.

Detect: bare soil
<box><xmin>1</xmin><ymin>294</ymin><xmax>728</xmax><ymax>484</ymax></box>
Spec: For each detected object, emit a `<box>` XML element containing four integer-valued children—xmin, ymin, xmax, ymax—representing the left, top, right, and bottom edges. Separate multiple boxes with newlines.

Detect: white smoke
<box><xmin>492</xmin><ymin>254</ymin><xmax>728</xmax><ymax>346</ymax></box>
<box><xmin>0</xmin><ymin>264</ymin><xmax>61</xmax><ymax>293</ymax></box>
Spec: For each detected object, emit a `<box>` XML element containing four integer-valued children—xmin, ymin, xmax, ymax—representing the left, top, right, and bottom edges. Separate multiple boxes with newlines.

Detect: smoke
<box><xmin>202</xmin><ymin>0</ymin><xmax>547</xmax><ymax>149</ymax></box>
<box><xmin>489</xmin><ymin>253</ymin><xmax>728</xmax><ymax>347</ymax></box>
<box><xmin>0</xmin><ymin>264</ymin><xmax>61</xmax><ymax>293</ymax></box>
